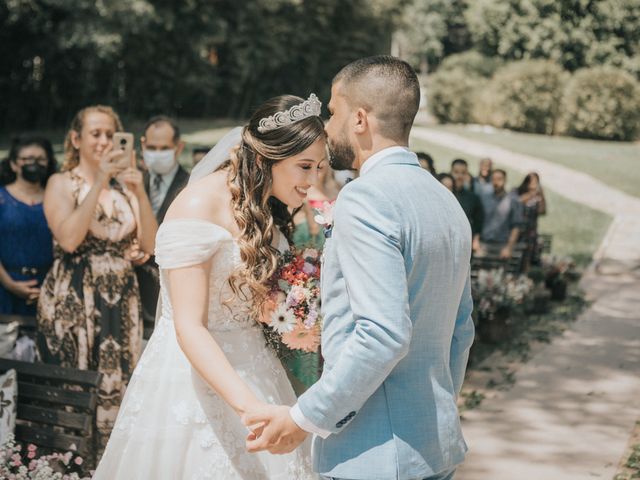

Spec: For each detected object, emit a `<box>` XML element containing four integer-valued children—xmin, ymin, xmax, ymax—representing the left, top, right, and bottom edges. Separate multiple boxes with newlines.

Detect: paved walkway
<box><xmin>410</xmin><ymin>127</ymin><xmax>640</xmax><ymax>479</ymax></box>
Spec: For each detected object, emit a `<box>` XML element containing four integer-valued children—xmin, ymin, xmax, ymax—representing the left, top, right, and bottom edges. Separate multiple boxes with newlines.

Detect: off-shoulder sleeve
<box><xmin>154</xmin><ymin>219</ymin><xmax>232</xmax><ymax>269</ymax></box>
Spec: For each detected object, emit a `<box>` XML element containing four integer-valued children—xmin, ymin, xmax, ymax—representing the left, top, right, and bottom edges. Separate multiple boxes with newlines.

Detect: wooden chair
<box><xmin>539</xmin><ymin>233</ymin><xmax>553</xmax><ymax>254</ymax></box>
<box><xmin>471</xmin><ymin>249</ymin><xmax>524</xmax><ymax>275</ymax></box>
<box><xmin>0</xmin><ymin>358</ymin><xmax>102</xmax><ymax>463</ymax></box>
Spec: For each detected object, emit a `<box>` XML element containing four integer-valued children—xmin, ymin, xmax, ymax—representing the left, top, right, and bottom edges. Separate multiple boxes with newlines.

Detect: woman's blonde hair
<box><xmin>62</xmin><ymin>105</ymin><xmax>123</xmax><ymax>171</ymax></box>
<box><xmin>227</xmin><ymin>95</ymin><xmax>325</xmax><ymax>318</ymax></box>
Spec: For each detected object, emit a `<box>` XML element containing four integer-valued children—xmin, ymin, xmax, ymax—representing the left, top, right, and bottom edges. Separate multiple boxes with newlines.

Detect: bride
<box><xmin>93</xmin><ymin>94</ymin><xmax>325</xmax><ymax>479</ymax></box>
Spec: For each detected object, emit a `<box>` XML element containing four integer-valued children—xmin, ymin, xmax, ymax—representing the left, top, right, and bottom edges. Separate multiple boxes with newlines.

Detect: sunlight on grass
<box><xmin>429</xmin><ymin>124</ymin><xmax>640</xmax><ymax>198</ymax></box>
<box><xmin>410</xmin><ymin>137</ymin><xmax>612</xmax><ymax>263</ymax></box>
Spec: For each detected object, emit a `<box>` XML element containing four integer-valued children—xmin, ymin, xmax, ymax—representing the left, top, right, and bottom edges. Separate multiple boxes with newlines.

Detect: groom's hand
<box><xmin>243</xmin><ymin>405</ymin><xmax>308</xmax><ymax>454</ymax></box>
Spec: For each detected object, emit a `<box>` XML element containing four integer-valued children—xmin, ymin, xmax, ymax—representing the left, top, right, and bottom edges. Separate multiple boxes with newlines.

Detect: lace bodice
<box><xmin>155</xmin><ymin>218</ymin><xmax>287</xmax><ymax>332</ymax></box>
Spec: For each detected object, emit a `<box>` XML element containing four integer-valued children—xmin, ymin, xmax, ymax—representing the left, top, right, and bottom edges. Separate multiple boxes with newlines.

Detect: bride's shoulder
<box><xmin>164</xmin><ymin>170</ymin><xmax>230</xmax><ymax>224</ymax></box>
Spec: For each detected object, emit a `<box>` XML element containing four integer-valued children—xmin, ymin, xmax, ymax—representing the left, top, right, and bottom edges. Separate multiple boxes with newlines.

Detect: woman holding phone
<box><xmin>37</xmin><ymin>105</ymin><xmax>158</xmax><ymax>451</ymax></box>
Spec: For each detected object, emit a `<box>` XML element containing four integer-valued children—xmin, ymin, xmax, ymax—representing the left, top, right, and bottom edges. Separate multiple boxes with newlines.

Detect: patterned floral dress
<box><xmin>37</xmin><ymin>169</ymin><xmax>142</xmax><ymax>452</ymax></box>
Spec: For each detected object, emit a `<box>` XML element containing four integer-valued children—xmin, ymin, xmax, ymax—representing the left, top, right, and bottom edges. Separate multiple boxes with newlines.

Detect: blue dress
<box><xmin>0</xmin><ymin>186</ymin><xmax>53</xmax><ymax>315</ymax></box>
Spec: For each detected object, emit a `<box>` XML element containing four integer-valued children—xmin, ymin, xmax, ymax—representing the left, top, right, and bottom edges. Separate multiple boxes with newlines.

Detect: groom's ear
<box><xmin>354</xmin><ymin>108</ymin><xmax>368</xmax><ymax>134</ymax></box>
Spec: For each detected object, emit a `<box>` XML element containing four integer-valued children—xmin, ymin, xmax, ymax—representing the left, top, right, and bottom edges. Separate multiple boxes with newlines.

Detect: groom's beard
<box><xmin>328</xmin><ymin>134</ymin><xmax>355</xmax><ymax>171</ymax></box>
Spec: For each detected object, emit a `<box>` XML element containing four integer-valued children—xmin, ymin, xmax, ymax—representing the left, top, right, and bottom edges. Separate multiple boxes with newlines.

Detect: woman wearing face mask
<box><xmin>0</xmin><ymin>137</ymin><xmax>57</xmax><ymax>316</ymax></box>
<box><xmin>36</xmin><ymin>105</ymin><xmax>158</xmax><ymax>453</ymax></box>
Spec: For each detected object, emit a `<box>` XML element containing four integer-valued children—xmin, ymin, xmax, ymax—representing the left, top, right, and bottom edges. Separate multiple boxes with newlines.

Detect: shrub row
<box><xmin>427</xmin><ymin>53</ymin><xmax>640</xmax><ymax>141</ymax></box>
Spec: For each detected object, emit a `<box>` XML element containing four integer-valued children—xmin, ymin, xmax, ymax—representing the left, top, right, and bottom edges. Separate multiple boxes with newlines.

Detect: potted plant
<box><xmin>542</xmin><ymin>255</ymin><xmax>577</xmax><ymax>301</ymax></box>
<box><xmin>526</xmin><ymin>267</ymin><xmax>551</xmax><ymax>313</ymax></box>
<box><xmin>473</xmin><ymin>269</ymin><xmax>534</xmax><ymax>343</ymax></box>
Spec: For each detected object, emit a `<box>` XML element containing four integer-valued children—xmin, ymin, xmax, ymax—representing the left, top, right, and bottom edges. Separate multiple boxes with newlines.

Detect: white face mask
<box><xmin>143</xmin><ymin>149</ymin><xmax>176</xmax><ymax>175</ymax></box>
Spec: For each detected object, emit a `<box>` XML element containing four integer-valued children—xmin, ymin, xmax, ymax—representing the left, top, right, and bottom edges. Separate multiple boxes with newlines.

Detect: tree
<box><xmin>0</xmin><ymin>0</ymin><xmax>407</xmax><ymax>129</ymax></box>
<box><xmin>395</xmin><ymin>0</ymin><xmax>471</xmax><ymax>72</ymax></box>
<box><xmin>465</xmin><ymin>0</ymin><xmax>640</xmax><ymax>77</ymax></box>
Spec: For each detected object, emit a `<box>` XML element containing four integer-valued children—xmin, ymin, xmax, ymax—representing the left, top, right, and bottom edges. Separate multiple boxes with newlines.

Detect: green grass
<box><xmin>428</xmin><ymin>124</ymin><xmax>640</xmax><ymax>198</ymax></box>
<box><xmin>410</xmin><ymin>137</ymin><xmax>612</xmax><ymax>264</ymax></box>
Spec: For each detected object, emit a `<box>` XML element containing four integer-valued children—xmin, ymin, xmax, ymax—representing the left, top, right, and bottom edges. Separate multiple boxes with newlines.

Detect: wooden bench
<box><xmin>539</xmin><ymin>233</ymin><xmax>553</xmax><ymax>254</ymax></box>
<box><xmin>0</xmin><ymin>314</ymin><xmax>36</xmax><ymax>328</ymax></box>
<box><xmin>0</xmin><ymin>358</ymin><xmax>102</xmax><ymax>463</ymax></box>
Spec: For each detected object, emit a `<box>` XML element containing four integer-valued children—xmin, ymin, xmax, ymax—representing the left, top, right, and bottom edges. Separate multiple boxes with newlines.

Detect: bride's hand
<box><xmin>243</xmin><ymin>405</ymin><xmax>308</xmax><ymax>455</ymax></box>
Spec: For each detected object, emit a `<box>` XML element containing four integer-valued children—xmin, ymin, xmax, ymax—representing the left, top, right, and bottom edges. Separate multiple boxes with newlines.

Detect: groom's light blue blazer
<box><xmin>296</xmin><ymin>148</ymin><xmax>475</xmax><ymax>480</ymax></box>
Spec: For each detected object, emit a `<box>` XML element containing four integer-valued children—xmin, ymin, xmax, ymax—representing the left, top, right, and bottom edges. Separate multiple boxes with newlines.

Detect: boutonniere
<box><xmin>313</xmin><ymin>201</ymin><xmax>335</xmax><ymax>238</ymax></box>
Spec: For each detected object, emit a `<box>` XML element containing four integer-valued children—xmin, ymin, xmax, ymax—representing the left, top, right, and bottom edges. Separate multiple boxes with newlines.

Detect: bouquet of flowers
<box><xmin>0</xmin><ymin>436</ymin><xmax>90</xmax><ymax>479</ymax></box>
<box><xmin>259</xmin><ymin>248</ymin><xmax>322</xmax><ymax>356</ymax></box>
<box><xmin>473</xmin><ymin>269</ymin><xmax>533</xmax><ymax>317</ymax></box>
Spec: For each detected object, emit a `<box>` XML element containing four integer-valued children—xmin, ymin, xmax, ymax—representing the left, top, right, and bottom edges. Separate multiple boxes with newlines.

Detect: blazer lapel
<box><xmin>156</xmin><ymin>166</ymin><xmax>190</xmax><ymax>224</ymax></box>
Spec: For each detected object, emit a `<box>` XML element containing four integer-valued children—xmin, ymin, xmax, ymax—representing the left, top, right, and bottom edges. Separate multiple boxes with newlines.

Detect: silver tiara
<box><xmin>257</xmin><ymin>94</ymin><xmax>322</xmax><ymax>133</ymax></box>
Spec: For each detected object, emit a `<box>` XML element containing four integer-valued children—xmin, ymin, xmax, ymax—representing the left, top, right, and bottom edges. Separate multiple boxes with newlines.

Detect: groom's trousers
<box><xmin>321</xmin><ymin>468</ymin><xmax>456</xmax><ymax>480</ymax></box>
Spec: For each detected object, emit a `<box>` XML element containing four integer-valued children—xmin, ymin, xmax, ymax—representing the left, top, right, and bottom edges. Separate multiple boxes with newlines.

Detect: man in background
<box><xmin>479</xmin><ymin>169</ymin><xmax>522</xmax><ymax>259</ymax></box>
<box><xmin>451</xmin><ymin>159</ymin><xmax>484</xmax><ymax>253</ymax></box>
<box><xmin>137</xmin><ymin>116</ymin><xmax>189</xmax><ymax>337</ymax></box>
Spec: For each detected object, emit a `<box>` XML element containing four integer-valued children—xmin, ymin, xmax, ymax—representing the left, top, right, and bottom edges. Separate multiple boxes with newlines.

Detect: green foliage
<box><xmin>476</xmin><ymin>60</ymin><xmax>568</xmax><ymax>134</ymax></box>
<box><xmin>396</xmin><ymin>0</ymin><xmax>471</xmax><ymax>71</ymax></box>
<box><xmin>439</xmin><ymin>51</ymin><xmax>502</xmax><ymax>78</ymax></box>
<box><xmin>427</xmin><ymin>68</ymin><xmax>486</xmax><ymax>123</ymax></box>
<box><xmin>0</xmin><ymin>0</ymin><xmax>405</xmax><ymax>129</ymax></box>
<box><xmin>465</xmin><ymin>0</ymin><xmax>640</xmax><ymax>76</ymax></box>
<box><xmin>559</xmin><ymin>67</ymin><xmax>640</xmax><ymax>141</ymax></box>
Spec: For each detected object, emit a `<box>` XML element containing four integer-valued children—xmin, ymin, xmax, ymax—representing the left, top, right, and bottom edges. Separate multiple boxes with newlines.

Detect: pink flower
<box><xmin>304</xmin><ymin>308</ymin><xmax>319</xmax><ymax>328</ymax></box>
<box><xmin>27</xmin><ymin>444</ymin><xmax>36</xmax><ymax>452</ymax></box>
<box><xmin>302</xmin><ymin>262</ymin><xmax>316</xmax><ymax>275</ymax></box>
<box><xmin>27</xmin><ymin>451</ymin><xmax>36</xmax><ymax>459</ymax></box>
<box><xmin>74</xmin><ymin>456</ymin><xmax>84</xmax><ymax>465</ymax></box>
<box><xmin>286</xmin><ymin>286</ymin><xmax>307</xmax><ymax>307</ymax></box>
<box><xmin>282</xmin><ymin>322</ymin><xmax>321</xmax><ymax>352</ymax></box>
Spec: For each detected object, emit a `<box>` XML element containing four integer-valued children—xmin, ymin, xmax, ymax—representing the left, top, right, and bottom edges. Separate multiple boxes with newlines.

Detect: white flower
<box><xmin>270</xmin><ymin>304</ymin><xmax>297</xmax><ymax>334</ymax></box>
<box><xmin>303</xmin><ymin>248</ymin><xmax>319</xmax><ymax>260</ymax></box>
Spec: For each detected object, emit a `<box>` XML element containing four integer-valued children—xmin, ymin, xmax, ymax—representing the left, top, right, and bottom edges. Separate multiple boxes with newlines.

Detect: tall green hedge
<box><xmin>559</xmin><ymin>67</ymin><xmax>640</xmax><ymax>141</ymax></box>
<box><xmin>427</xmin><ymin>68</ymin><xmax>486</xmax><ymax>124</ymax></box>
<box><xmin>476</xmin><ymin>60</ymin><xmax>568</xmax><ymax>135</ymax></box>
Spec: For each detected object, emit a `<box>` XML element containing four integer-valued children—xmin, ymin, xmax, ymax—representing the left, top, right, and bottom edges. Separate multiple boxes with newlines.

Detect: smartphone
<box><xmin>111</xmin><ymin>132</ymin><xmax>135</xmax><ymax>170</ymax></box>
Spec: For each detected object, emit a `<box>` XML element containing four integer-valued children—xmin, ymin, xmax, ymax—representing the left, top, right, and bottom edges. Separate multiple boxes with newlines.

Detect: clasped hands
<box><xmin>242</xmin><ymin>405</ymin><xmax>308</xmax><ymax>455</ymax></box>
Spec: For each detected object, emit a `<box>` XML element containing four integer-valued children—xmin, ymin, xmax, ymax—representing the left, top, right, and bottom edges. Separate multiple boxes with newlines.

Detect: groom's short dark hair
<box><xmin>333</xmin><ymin>56</ymin><xmax>420</xmax><ymax>142</ymax></box>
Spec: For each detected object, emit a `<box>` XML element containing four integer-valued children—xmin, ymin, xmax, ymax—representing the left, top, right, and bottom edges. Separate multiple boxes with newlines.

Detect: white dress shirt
<box><xmin>289</xmin><ymin>145</ymin><xmax>410</xmax><ymax>439</ymax></box>
<box><xmin>149</xmin><ymin>163</ymin><xmax>180</xmax><ymax>215</ymax></box>
<box><xmin>359</xmin><ymin>146</ymin><xmax>410</xmax><ymax>176</ymax></box>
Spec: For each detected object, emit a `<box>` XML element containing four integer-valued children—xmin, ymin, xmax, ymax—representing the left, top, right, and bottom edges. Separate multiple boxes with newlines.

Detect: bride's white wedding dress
<box><xmin>94</xmin><ymin>219</ymin><xmax>315</xmax><ymax>479</ymax></box>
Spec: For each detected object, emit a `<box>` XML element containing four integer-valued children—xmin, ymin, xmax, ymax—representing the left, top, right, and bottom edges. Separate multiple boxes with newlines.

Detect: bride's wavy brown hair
<box><xmin>226</xmin><ymin>95</ymin><xmax>325</xmax><ymax>318</ymax></box>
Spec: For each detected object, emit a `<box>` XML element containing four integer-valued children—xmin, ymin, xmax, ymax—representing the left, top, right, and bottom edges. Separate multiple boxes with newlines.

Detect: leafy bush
<box><xmin>559</xmin><ymin>67</ymin><xmax>640</xmax><ymax>141</ymax></box>
<box><xmin>439</xmin><ymin>51</ymin><xmax>502</xmax><ymax>78</ymax></box>
<box><xmin>476</xmin><ymin>60</ymin><xmax>568</xmax><ymax>134</ymax></box>
<box><xmin>427</xmin><ymin>68</ymin><xmax>486</xmax><ymax>124</ymax></box>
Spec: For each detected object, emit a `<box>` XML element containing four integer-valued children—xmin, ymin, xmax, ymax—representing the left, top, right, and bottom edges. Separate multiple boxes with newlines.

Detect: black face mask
<box><xmin>21</xmin><ymin>163</ymin><xmax>48</xmax><ymax>184</ymax></box>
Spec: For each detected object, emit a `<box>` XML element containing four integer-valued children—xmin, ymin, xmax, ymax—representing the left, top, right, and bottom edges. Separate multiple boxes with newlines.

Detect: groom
<box><xmin>245</xmin><ymin>56</ymin><xmax>475</xmax><ymax>480</ymax></box>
